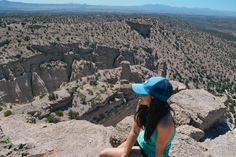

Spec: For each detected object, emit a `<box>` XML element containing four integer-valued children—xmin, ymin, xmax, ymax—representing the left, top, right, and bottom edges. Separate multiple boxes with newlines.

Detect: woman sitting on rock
<box><xmin>99</xmin><ymin>76</ymin><xmax>176</xmax><ymax>157</ymax></box>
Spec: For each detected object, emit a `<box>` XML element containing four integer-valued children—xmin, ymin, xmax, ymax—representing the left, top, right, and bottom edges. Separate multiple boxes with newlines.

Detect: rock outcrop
<box><xmin>169</xmin><ymin>89</ymin><xmax>227</xmax><ymax>130</ymax></box>
<box><xmin>0</xmin><ymin>115</ymin><xmax>113</xmax><ymax>157</ymax></box>
<box><xmin>202</xmin><ymin>129</ymin><xmax>236</xmax><ymax>157</ymax></box>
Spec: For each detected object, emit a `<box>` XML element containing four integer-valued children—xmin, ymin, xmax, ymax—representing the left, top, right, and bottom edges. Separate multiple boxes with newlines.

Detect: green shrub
<box><xmin>47</xmin><ymin>114</ymin><xmax>59</xmax><ymax>123</ymax></box>
<box><xmin>68</xmin><ymin>109</ymin><xmax>79</xmax><ymax>120</ymax></box>
<box><xmin>48</xmin><ymin>92</ymin><xmax>58</xmax><ymax>101</ymax></box>
<box><xmin>55</xmin><ymin>110</ymin><xmax>64</xmax><ymax>117</ymax></box>
<box><xmin>4</xmin><ymin>110</ymin><xmax>12</xmax><ymax>117</ymax></box>
<box><xmin>89</xmin><ymin>79</ymin><xmax>98</xmax><ymax>86</ymax></box>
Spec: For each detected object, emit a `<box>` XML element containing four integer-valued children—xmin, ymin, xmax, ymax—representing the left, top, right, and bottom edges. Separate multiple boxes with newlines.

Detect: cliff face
<box><xmin>0</xmin><ymin>44</ymin><xmax>155</xmax><ymax>103</ymax></box>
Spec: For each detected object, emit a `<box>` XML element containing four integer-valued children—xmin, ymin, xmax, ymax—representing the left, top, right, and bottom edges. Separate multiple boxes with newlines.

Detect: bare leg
<box><xmin>99</xmin><ymin>147</ymin><xmax>124</xmax><ymax>157</ymax></box>
<box><xmin>99</xmin><ymin>144</ymin><xmax>143</xmax><ymax>157</ymax></box>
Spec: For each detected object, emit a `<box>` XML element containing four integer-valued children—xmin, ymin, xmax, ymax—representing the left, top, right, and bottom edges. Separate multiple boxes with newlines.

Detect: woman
<box><xmin>99</xmin><ymin>76</ymin><xmax>176</xmax><ymax>157</ymax></box>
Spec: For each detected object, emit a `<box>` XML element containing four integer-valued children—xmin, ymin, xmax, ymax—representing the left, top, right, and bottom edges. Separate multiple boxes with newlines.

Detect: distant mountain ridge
<box><xmin>0</xmin><ymin>0</ymin><xmax>236</xmax><ymax>17</ymax></box>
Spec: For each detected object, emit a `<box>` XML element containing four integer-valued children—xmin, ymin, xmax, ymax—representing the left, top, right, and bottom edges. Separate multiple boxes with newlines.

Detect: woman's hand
<box><xmin>120</xmin><ymin>152</ymin><xmax>128</xmax><ymax>157</ymax></box>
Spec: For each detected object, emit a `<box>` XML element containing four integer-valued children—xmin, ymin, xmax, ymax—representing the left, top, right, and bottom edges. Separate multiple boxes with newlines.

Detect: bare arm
<box><xmin>122</xmin><ymin>102</ymin><xmax>141</xmax><ymax>157</ymax></box>
<box><xmin>155</xmin><ymin>114</ymin><xmax>174</xmax><ymax>157</ymax></box>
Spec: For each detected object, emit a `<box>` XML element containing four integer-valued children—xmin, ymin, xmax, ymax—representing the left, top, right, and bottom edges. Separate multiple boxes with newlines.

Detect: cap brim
<box><xmin>131</xmin><ymin>83</ymin><xmax>149</xmax><ymax>94</ymax></box>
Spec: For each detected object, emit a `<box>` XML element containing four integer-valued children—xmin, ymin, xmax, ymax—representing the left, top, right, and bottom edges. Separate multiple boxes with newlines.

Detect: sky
<box><xmin>8</xmin><ymin>0</ymin><xmax>236</xmax><ymax>12</ymax></box>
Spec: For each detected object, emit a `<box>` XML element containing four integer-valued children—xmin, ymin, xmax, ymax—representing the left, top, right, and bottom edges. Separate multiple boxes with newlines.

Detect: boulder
<box><xmin>110</xmin><ymin>115</ymin><xmax>133</xmax><ymax>147</ymax></box>
<box><xmin>169</xmin><ymin>133</ymin><xmax>208</xmax><ymax>157</ymax></box>
<box><xmin>176</xmin><ymin>125</ymin><xmax>205</xmax><ymax>141</ymax></box>
<box><xmin>169</xmin><ymin>89</ymin><xmax>227</xmax><ymax>130</ymax></box>
<box><xmin>202</xmin><ymin>129</ymin><xmax>236</xmax><ymax>157</ymax></box>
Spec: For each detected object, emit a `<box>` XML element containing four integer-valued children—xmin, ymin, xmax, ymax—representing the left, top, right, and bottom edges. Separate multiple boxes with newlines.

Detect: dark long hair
<box><xmin>134</xmin><ymin>98</ymin><xmax>174</xmax><ymax>141</ymax></box>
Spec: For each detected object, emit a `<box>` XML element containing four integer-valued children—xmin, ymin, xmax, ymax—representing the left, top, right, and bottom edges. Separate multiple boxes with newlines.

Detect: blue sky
<box><xmin>9</xmin><ymin>0</ymin><xmax>236</xmax><ymax>12</ymax></box>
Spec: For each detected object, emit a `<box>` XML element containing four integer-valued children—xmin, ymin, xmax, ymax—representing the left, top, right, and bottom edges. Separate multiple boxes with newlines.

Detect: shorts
<box><xmin>134</xmin><ymin>140</ymin><xmax>148</xmax><ymax>157</ymax></box>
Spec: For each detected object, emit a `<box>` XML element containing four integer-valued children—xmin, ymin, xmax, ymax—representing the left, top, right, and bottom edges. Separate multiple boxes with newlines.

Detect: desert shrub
<box><xmin>48</xmin><ymin>92</ymin><xmax>58</xmax><ymax>101</ymax></box>
<box><xmin>55</xmin><ymin>110</ymin><xmax>64</xmax><ymax>117</ymax></box>
<box><xmin>68</xmin><ymin>109</ymin><xmax>79</xmax><ymax>120</ymax></box>
<box><xmin>47</xmin><ymin>114</ymin><xmax>59</xmax><ymax>123</ymax></box>
<box><xmin>4</xmin><ymin>110</ymin><xmax>12</xmax><ymax>117</ymax></box>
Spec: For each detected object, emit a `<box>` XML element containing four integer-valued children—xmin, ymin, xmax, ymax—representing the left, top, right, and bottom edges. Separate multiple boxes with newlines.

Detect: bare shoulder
<box><xmin>158</xmin><ymin>113</ymin><xmax>174</xmax><ymax>128</ymax></box>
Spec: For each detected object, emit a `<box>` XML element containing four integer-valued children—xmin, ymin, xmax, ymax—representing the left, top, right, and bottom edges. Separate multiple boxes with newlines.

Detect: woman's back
<box><xmin>136</xmin><ymin>114</ymin><xmax>176</xmax><ymax>157</ymax></box>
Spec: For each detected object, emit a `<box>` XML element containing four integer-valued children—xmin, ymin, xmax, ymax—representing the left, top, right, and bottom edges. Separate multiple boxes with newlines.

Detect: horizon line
<box><xmin>2</xmin><ymin>0</ymin><xmax>236</xmax><ymax>13</ymax></box>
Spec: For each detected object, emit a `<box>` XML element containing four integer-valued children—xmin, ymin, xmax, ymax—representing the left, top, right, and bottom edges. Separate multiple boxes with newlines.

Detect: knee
<box><xmin>99</xmin><ymin>149</ymin><xmax>107</xmax><ymax>157</ymax></box>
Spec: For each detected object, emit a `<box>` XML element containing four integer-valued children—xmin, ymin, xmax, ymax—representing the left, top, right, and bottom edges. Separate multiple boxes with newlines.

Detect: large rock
<box><xmin>70</xmin><ymin>59</ymin><xmax>97</xmax><ymax>81</ymax></box>
<box><xmin>169</xmin><ymin>133</ymin><xmax>208</xmax><ymax>157</ymax></box>
<box><xmin>0</xmin><ymin>115</ymin><xmax>113</xmax><ymax>157</ymax></box>
<box><xmin>176</xmin><ymin>125</ymin><xmax>205</xmax><ymax>141</ymax></box>
<box><xmin>110</xmin><ymin>115</ymin><xmax>133</xmax><ymax>147</ymax></box>
<box><xmin>202</xmin><ymin>129</ymin><xmax>236</xmax><ymax>157</ymax></box>
<box><xmin>169</xmin><ymin>89</ymin><xmax>227</xmax><ymax>130</ymax></box>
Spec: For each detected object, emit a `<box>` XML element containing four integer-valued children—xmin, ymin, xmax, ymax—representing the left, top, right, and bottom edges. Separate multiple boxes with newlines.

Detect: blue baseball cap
<box><xmin>131</xmin><ymin>76</ymin><xmax>173</xmax><ymax>102</ymax></box>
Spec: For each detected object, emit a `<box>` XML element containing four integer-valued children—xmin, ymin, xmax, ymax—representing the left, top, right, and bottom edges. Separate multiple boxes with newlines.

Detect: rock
<box><xmin>176</xmin><ymin>125</ymin><xmax>205</xmax><ymax>141</ymax></box>
<box><xmin>0</xmin><ymin>115</ymin><xmax>113</xmax><ymax>157</ymax></box>
<box><xmin>110</xmin><ymin>115</ymin><xmax>133</xmax><ymax>147</ymax></box>
<box><xmin>0</xmin><ymin>125</ymin><xmax>30</xmax><ymax>157</ymax></box>
<box><xmin>31</xmin><ymin>72</ymin><xmax>48</xmax><ymax>96</ymax></box>
<box><xmin>169</xmin><ymin>133</ymin><xmax>208</xmax><ymax>157</ymax></box>
<box><xmin>202</xmin><ymin>129</ymin><xmax>236</xmax><ymax>157</ymax></box>
<box><xmin>169</xmin><ymin>89</ymin><xmax>227</xmax><ymax>130</ymax></box>
<box><xmin>170</xmin><ymin>80</ymin><xmax>187</xmax><ymax>94</ymax></box>
<box><xmin>70</xmin><ymin>59</ymin><xmax>97</xmax><ymax>81</ymax></box>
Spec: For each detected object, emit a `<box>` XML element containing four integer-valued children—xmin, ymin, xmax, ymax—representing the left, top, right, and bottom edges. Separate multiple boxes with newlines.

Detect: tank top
<box><xmin>136</xmin><ymin>124</ymin><xmax>176</xmax><ymax>157</ymax></box>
